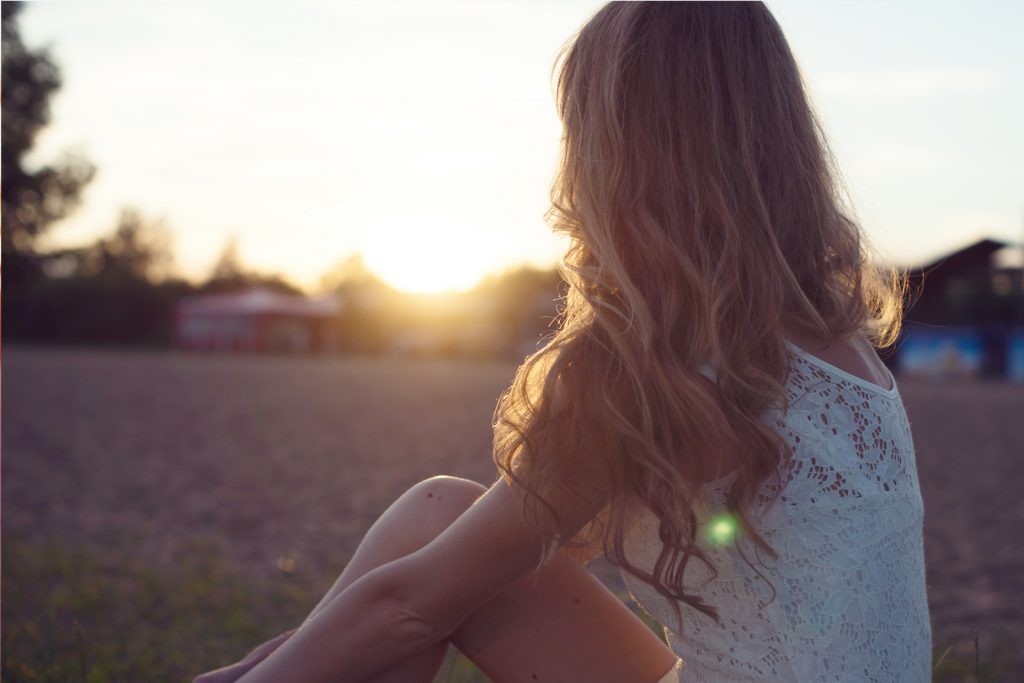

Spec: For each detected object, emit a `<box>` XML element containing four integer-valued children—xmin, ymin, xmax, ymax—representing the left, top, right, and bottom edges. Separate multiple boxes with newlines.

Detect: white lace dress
<box><xmin>626</xmin><ymin>341</ymin><xmax>932</xmax><ymax>683</ymax></box>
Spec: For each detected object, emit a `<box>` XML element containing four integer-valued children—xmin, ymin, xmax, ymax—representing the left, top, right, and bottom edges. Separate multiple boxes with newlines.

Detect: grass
<box><xmin>3</xmin><ymin>535</ymin><xmax>321</xmax><ymax>683</ymax></box>
<box><xmin>1</xmin><ymin>535</ymin><xmax>496</xmax><ymax>683</ymax></box>
<box><xmin>2</xmin><ymin>536</ymin><xmax>1017</xmax><ymax>682</ymax></box>
<box><xmin>931</xmin><ymin>634</ymin><xmax>1017</xmax><ymax>683</ymax></box>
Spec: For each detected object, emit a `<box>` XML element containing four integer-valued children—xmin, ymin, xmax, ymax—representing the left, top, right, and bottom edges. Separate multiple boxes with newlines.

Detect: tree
<box><xmin>5</xmin><ymin>207</ymin><xmax>185</xmax><ymax>344</ymax></box>
<box><xmin>35</xmin><ymin>207</ymin><xmax>174</xmax><ymax>283</ymax></box>
<box><xmin>1</xmin><ymin>2</ymin><xmax>96</xmax><ymax>285</ymax></box>
<box><xmin>316</xmin><ymin>252</ymin><xmax>387</xmax><ymax>294</ymax></box>
<box><xmin>87</xmin><ymin>207</ymin><xmax>175</xmax><ymax>282</ymax></box>
<box><xmin>209</xmin><ymin>235</ymin><xmax>245</xmax><ymax>282</ymax></box>
<box><xmin>198</xmin><ymin>236</ymin><xmax>302</xmax><ymax>295</ymax></box>
<box><xmin>315</xmin><ymin>253</ymin><xmax>400</xmax><ymax>354</ymax></box>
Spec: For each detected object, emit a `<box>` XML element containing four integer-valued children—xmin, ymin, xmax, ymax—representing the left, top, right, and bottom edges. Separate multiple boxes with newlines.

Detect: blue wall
<box><xmin>896</xmin><ymin>325</ymin><xmax>1023</xmax><ymax>382</ymax></box>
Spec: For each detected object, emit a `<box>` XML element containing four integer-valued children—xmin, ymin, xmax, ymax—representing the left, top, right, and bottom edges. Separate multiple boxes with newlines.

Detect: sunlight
<box><xmin>361</xmin><ymin>213</ymin><xmax>500</xmax><ymax>294</ymax></box>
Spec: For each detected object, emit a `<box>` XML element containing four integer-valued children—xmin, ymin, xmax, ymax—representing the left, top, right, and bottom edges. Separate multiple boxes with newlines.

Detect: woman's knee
<box><xmin>399</xmin><ymin>475</ymin><xmax>488</xmax><ymax>540</ymax></box>
<box><xmin>337</xmin><ymin>476</ymin><xmax>488</xmax><ymax>582</ymax></box>
<box><xmin>407</xmin><ymin>475</ymin><xmax>488</xmax><ymax>511</ymax></box>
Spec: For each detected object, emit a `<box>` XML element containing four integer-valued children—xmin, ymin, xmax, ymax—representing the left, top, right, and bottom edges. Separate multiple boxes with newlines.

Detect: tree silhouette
<box><xmin>83</xmin><ymin>207</ymin><xmax>175</xmax><ymax>282</ymax></box>
<box><xmin>38</xmin><ymin>206</ymin><xmax>174</xmax><ymax>282</ymax></box>
<box><xmin>316</xmin><ymin>253</ymin><xmax>388</xmax><ymax>294</ymax></box>
<box><xmin>1</xmin><ymin>2</ymin><xmax>96</xmax><ymax>285</ymax></box>
<box><xmin>199</xmin><ymin>235</ymin><xmax>301</xmax><ymax>295</ymax></box>
<box><xmin>209</xmin><ymin>235</ymin><xmax>245</xmax><ymax>282</ymax></box>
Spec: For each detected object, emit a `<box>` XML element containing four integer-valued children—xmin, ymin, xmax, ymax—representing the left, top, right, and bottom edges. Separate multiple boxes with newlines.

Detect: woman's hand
<box><xmin>192</xmin><ymin>629</ymin><xmax>296</xmax><ymax>683</ymax></box>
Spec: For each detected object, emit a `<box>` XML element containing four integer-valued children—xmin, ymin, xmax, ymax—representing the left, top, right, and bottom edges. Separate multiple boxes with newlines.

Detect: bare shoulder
<box><xmin>787</xmin><ymin>328</ymin><xmax>892</xmax><ymax>389</ymax></box>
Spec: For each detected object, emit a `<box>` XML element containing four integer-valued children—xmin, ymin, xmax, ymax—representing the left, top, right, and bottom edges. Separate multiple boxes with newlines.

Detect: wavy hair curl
<box><xmin>492</xmin><ymin>1</ymin><xmax>904</xmax><ymax>628</ymax></box>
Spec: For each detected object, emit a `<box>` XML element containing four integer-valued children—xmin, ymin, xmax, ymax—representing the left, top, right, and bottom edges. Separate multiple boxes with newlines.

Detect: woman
<box><xmin>196</xmin><ymin>2</ymin><xmax>931</xmax><ymax>682</ymax></box>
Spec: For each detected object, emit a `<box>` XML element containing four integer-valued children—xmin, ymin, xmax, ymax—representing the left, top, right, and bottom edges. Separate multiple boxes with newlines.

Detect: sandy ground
<box><xmin>4</xmin><ymin>347</ymin><xmax>1022</xmax><ymax>671</ymax></box>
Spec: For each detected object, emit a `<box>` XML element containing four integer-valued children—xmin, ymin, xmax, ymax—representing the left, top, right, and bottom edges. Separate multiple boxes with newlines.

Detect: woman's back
<box><xmin>620</xmin><ymin>337</ymin><xmax>932</xmax><ymax>682</ymax></box>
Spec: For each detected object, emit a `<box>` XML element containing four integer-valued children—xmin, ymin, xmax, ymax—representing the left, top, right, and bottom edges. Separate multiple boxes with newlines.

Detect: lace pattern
<box><xmin>620</xmin><ymin>345</ymin><xmax>932</xmax><ymax>682</ymax></box>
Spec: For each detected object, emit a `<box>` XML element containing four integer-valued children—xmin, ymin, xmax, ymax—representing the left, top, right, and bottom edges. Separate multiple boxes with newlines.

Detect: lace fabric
<box><xmin>620</xmin><ymin>343</ymin><xmax>932</xmax><ymax>682</ymax></box>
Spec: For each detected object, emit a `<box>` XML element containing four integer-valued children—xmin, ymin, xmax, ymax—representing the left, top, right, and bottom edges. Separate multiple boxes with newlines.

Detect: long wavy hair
<box><xmin>491</xmin><ymin>2</ymin><xmax>905</xmax><ymax>627</ymax></box>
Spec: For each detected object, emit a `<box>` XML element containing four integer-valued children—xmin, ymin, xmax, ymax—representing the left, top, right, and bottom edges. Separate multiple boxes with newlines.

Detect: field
<box><xmin>3</xmin><ymin>347</ymin><xmax>1022</xmax><ymax>682</ymax></box>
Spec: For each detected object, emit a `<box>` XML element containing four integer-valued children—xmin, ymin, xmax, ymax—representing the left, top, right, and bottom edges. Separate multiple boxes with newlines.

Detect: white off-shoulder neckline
<box><xmin>784</xmin><ymin>339</ymin><xmax>899</xmax><ymax>398</ymax></box>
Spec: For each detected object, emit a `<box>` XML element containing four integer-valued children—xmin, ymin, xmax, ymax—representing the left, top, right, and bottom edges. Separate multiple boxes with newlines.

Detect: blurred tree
<box><xmin>317</xmin><ymin>252</ymin><xmax>388</xmax><ymax>294</ymax></box>
<box><xmin>89</xmin><ymin>207</ymin><xmax>174</xmax><ymax>282</ymax></box>
<box><xmin>316</xmin><ymin>253</ymin><xmax>402</xmax><ymax>354</ymax></box>
<box><xmin>1</xmin><ymin>2</ymin><xmax>96</xmax><ymax>286</ymax></box>
<box><xmin>209</xmin><ymin>235</ymin><xmax>245</xmax><ymax>282</ymax></box>
<box><xmin>37</xmin><ymin>207</ymin><xmax>174</xmax><ymax>283</ymax></box>
<box><xmin>476</xmin><ymin>264</ymin><xmax>562</xmax><ymax>352</ymax></box>
<box><xmin>198</xmin><ymin>235</ymin><xmax>302</xmax><ymax>295</ymax></box>
<box><xmin>6</xmin><ymin>207</ymin><xmax>187</xmax><ymax>345</ymax></box>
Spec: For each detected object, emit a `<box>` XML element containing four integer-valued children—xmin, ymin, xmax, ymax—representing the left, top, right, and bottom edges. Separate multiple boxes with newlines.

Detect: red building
<box><xmin>174</xmin><ymin>287</ymin><xmax>343</xmax><ymax>354</ymax></box>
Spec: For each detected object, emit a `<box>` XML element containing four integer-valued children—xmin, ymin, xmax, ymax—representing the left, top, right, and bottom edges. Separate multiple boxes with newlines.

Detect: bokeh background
<box><xmin>3</xmin><ymin>1</ymin><xmax>1023</xmax><ymax>681</ymax></box>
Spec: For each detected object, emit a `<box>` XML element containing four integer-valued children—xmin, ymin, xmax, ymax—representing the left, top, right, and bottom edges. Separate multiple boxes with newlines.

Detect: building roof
<box><xmin>910</xmin><ymin>238</ymin><xmax>1009</xmax><ymax>275</ymax></box>
<box><xmin>177</xmin><ymin>286</ymin><xmax>343</xmax><ymax>318</ymax></box>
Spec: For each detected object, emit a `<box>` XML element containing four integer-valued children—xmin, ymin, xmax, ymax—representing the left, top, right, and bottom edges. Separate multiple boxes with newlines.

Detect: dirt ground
<box><xmin>4</xmin><ymin>347</ymin><xmax>1022</xmax><ymax>673</ymax></box>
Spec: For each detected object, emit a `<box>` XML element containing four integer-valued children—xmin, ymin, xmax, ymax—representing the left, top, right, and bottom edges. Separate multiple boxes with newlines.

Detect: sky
<box><xmin>20</xmin><ymin>0</ymin><xmax>1024</xmax><ymax>293</ymax></box>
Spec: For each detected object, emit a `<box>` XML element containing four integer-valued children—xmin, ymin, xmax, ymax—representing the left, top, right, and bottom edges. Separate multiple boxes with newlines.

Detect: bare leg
<box><xmin>216</xmin><ymin>475</ymin><xmax>678</xmax><ymax>683</ymax></box>
<box><xmin>297</xmin><ymin>475</ymin><xmax>491</xmax><ymax>683</ymax></box>
<box><xmin>302</xmin><ymin>476</ymin><xmax>489</xmax><ymax>626</ymax></box>
<box><xmin>193</xmin><ymin>476</ymin><xmax>481</xmax><ymax>683</ymax></box>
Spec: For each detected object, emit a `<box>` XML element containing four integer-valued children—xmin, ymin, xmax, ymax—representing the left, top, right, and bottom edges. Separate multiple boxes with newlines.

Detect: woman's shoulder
<box><xmin>783</xmin><ymin>329</ymin><xmax>895</xmax><ymax>394</ymax></box>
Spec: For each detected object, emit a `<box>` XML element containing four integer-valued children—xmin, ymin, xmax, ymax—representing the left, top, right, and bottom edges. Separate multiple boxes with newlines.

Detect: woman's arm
<box><xmin>236</xmin><ymin>475</ymin><xmax>603</xmax><ymax>683</ymax></box>
<box><xmin>235</xmin><ymin>552</ymin><xmax>437</xmax><ymax>683</ymax></box>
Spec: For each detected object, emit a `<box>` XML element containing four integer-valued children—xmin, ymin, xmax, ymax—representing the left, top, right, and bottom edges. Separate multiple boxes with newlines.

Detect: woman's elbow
<box><xmin>321</xmin><ymin>560</ymin><xmax>446</xmax><ymax>652</ymax></box>
<box><xmin>386</xmin><ymin>568</ymin><xmax>452</xmax><ymax>646</ymax></box>
<box><xmin>390</xmin><ymin>592</ymin><xmax>446</xmax><ymax>645</ymax></box>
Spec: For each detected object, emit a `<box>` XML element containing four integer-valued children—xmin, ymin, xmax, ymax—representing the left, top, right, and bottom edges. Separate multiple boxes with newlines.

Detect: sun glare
<box><xmin>361</xmin><ymin>214</ymin><xmax>501</xmax><ymax>294</ymax></box>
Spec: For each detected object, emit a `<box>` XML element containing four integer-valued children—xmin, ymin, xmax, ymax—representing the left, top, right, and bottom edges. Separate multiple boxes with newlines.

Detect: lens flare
<box><xmin>706</xmin><ymin>513</ymin><xmax>739</xmax><ymax>546</ymax></box>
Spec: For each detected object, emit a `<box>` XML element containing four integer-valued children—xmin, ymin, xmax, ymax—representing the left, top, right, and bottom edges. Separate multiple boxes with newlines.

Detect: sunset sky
<box><xmin>20</xmin><ymin>0</ymin><xmax>1024</xmax><ymax>293</ymax></box>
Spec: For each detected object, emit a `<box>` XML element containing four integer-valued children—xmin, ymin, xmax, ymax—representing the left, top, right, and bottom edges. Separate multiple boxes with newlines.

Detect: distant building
<box><xmin>174</xmin><ymin>286</ymin><xmax>343</xmax><ymax>353</ymax></box>
<box><xmin>893</xmin><ymin>238</ymin><xmax>1023</xmax><ymax>381</ymax></box>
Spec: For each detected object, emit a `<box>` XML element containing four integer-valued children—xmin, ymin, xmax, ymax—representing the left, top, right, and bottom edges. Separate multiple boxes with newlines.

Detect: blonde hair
<box><xmin>492</xmin><ymin>2</ymin><xmax>904</xmax><ymax>627</ymax></box>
